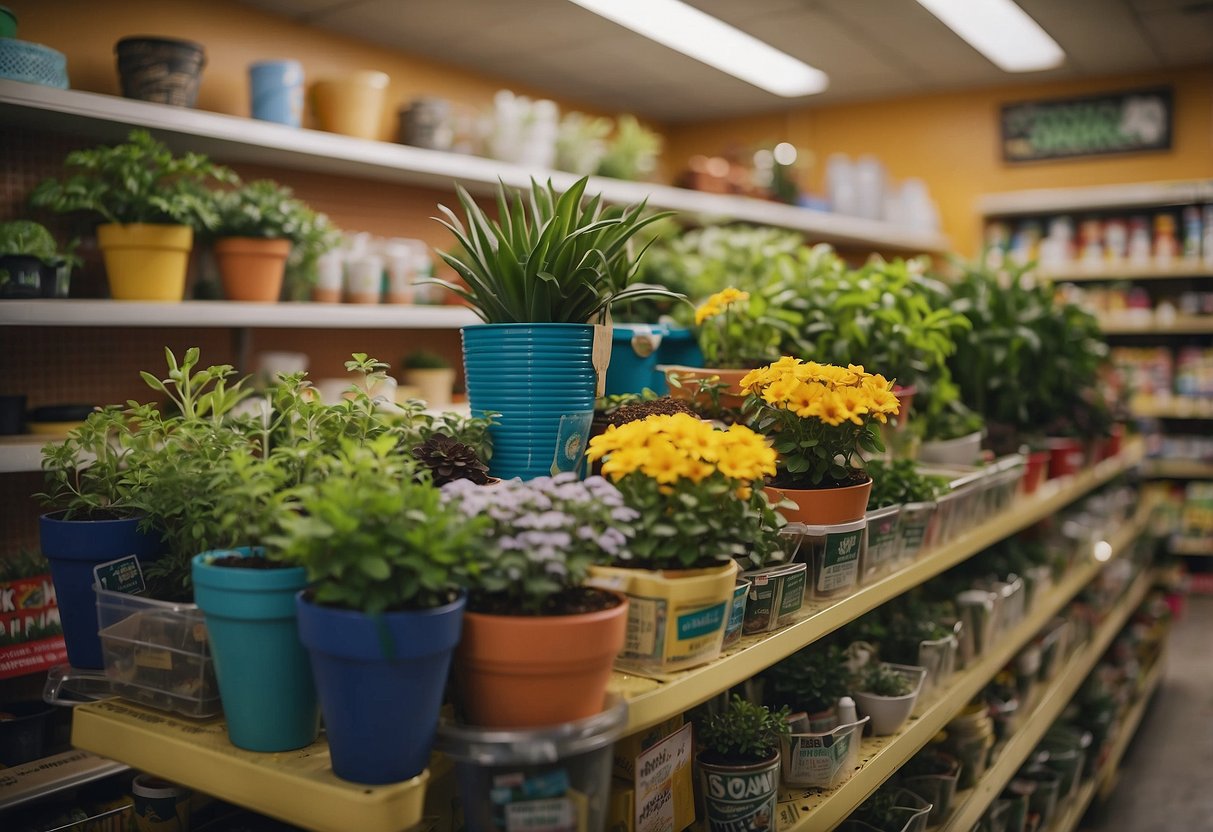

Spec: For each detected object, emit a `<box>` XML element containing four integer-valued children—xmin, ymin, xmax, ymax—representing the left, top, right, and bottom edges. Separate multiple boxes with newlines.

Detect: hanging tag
<box><xmin>592</xmin><ymin>323</ymin><xmax>613</xmax><ymax>398</ymax></box>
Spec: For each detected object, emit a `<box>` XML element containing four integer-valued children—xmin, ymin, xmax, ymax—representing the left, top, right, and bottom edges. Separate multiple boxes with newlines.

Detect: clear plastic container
<box><xmin>434</xmin><ymin>697</ymin><xmax>626</xmax><ymax>832</ymax></box>
<box><xmin>897</xmin><ymin>501</ymin><xmax>938</xmax><ymax>563</ymax></box>
<box><xmin>95</xmin><ymin>585</ymin><xmax>221</xmax><ymax>718</ymax></box>
<box><xmin>862</xmin><ymin>505</ymin><xmax>902</xmax><ymax>583</ymax></box>
<box><xmin>788</xmin><ymin>518</ymin><xmax>868</xmax><ymax>601</ymax></box>
<box><xmin>739</xmin><ymin>562</ymin><xmax>807</xmax><ymax>634</ymax></box>
<box><xmin>780</xmin><ymin>715</ymin><xmax>869</xmax><ymax>789</ymax></box>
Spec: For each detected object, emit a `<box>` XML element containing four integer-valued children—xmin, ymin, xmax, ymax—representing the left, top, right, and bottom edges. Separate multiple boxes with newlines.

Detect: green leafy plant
<box><xmin>30</xmin><ymin>129</ymin><xmax>236</xmax><ymax>229</ymax></box>
<box><xmin>429</xmin><ymin>177</ymin><xmax>680</xmax><ymax>324</ymax></box>
<box><xmin>596</xmin><ymin>115</ymin><xmax>662</xmax><ymax>182</ymax></box>
<box><xmin>40</xmin><ymin>407</ymin><xmax>142</xmax><ymax>519</ymax></box>
<box><xmin>697</xmin><ymin>695</ymin><xmax>791</xmax><ymax>764</ymax></box>
<box><xmin>764</xmin><ymin>644</ymin><xmax>852</xmax><ymax>715</ymax></box>
<box><xmin>442</xmin><ymin>473</ymin><xmax>636</xmax><ymax>615</ymax></box>
<box><xmin>271</xmin><ymin>436</ymin><xmax>487</xmax><ymax>614</ymax></box>
<box><xmin>212</xmin><ymin>180</ymin><xmax>332</xmax><ymax>241</ymax></box>
<box><xmin>857</xmin><ymin>663</ymin><xmax>914</xmax><ymax>697</ymax></box>
<box><xmin>693</xmin><ymin>285</ymin><xmax>801</xmax><ymax>369</ymax></box>
<box><xmin>402</xmin><ymin>350</ymin><xmax>451</xmax><ymax>370</ymax></box>
<box><xmin>0</xmin><ymin>220</ymin><xmax>79</xmax><ymax>267</ymax></box>
<box><xmin>555</xmin><ymin>111</ymin><xmax>612</xmax><ymax>176</ymax></box>
<box><xmin>412</xmin><ymin>433</ymin><xmax>491</xmax><ymax>486</ymax></box>
<box><xmin>917</xmin><ymin>374</ymin><xmax>985</xmax><ymax>442</ymax></box>
<box><xmin>865</xmin><ymin>459</ymin><xmax>949</xmax><ymax>509</ymax></box>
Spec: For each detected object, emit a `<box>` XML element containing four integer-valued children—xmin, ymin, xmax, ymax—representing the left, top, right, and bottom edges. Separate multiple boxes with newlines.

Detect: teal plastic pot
<box><xmin>192</xmin><ymin>548</ymin><xmax>318</xmax><ymax>752</ymax></box>
<box><xmin>463</xmin><ymin>324</ymin><xmax>602</xmax><ymax>480</ymax></box>
<box><xmin>0</xmin><ymin>7</ymin><xmax>15</xmax><ymax>38</ymax></box>
<box><xmin>651</xmin><ymin>326</ymin><xmax>703</xmax><ymax>394</ymax></box>
<box><xmin>606</xmin><ymin>324</ymin><xmax>664</xmax><ymax>396</ymax></box>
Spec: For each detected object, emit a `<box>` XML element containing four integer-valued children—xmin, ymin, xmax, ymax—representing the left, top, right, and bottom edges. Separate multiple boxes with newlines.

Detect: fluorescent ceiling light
<box><xmin>566</xmin><ymin>0</ymin><xmax>828</xmax><ymax>97</ymax></box>
<box><xmin>916</xmin><ymin>0</ymin><xmax>1065</xmax><ymax>72</ymax></box>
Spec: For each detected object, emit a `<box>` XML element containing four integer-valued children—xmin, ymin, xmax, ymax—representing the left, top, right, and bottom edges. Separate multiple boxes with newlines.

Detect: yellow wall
<box><xmin>665</xmin><ymin>67</ymin><xmax>1213</xmax><ymax>256</ymax></box>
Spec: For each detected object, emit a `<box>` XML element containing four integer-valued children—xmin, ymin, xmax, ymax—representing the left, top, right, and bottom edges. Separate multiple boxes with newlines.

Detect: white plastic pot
<box><xmin>854</xmin><ymin>663</ymin><xmax>927</xmax><ymax>736</ymax></box>
<box><xmin>918</xmin><ymin>430</ymin><xmax>984</xmax><ymax>466</ymax></box>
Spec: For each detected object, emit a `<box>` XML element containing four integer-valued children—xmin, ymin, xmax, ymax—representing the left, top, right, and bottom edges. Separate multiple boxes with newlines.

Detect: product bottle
<box><xmin>1104</xmin><ymin>218</ymin><xmax>1127</xmax><ymax>266</ymax></box>
<box><xmin>837</xmin><ymin>696</ymin><xmax>858</xmax><ymax>726</ymax></box>
<box><xmin>1183</xmin><ymin>206</ymin><xmax>1202</xmax><ymax>262</ymax></box>
<box><xmin>1154</xmin><ymin>213</ymin><xmax>1179</xmax><ymax>268</ymax></box>
<box><xmin>1128</xmin><ymin>216</ymin><xmax>1152</xmax><ymax>266</ymax></box>
<box><xmin>1203</xmin><ymin>206</ymin><xmax>1213</xmax><ymax>268</ymax></box>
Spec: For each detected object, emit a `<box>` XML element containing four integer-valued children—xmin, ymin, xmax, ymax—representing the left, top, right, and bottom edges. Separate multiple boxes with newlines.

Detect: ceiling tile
<box><xmin>1135</xmin><ymin>7</ymin><xmax>1213</xmax><ymax>65</ymax></box>
<box><xmin>1018</xmin><ymin>0</ymin><xmax>1160</xmax><ymax>73</ymax></box>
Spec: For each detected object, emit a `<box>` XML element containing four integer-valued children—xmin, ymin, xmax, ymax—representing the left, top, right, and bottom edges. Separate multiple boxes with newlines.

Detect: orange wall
<box><xmin>666</xmin><ymin>67</ymin><xmax>1213</xmax><ymax>257</ymax></box>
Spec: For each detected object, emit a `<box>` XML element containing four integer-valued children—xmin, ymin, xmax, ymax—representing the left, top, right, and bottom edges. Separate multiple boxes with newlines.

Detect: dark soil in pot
<box><xmin>209</xmin><ymin>554</ymin><xmax>291</xmax><ymax>569</ymax></box>
<box><xmin>470</xmin><ymin>586</ymin><xmax>622</xmax><ymax>617</ymax></box>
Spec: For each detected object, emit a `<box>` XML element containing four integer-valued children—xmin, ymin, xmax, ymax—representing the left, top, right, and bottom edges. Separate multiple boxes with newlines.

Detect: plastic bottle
<box><xmin>837</xmin><ymin>696</ymin><xmax>858</xmax><ymax>726</ymax></box>
<box><xmin>1183</xmin><ymin>206</ymin><xmax>1202</xmax><ymax>262</ymax></box>
<box><xmin>1154</xmin><ymin>213</ymin><xmax>1179</xmax><ymax>267</ymax></box>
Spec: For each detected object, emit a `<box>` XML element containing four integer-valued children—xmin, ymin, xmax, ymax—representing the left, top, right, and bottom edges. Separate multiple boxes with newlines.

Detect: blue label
<box><xmin>676</xmin><ymin>603</ymin><xmax>726</xmax><ymax>640</ymax></box>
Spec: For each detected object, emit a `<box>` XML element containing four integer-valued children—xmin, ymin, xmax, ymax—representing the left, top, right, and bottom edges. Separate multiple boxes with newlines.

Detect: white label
<box><xmin>505</xmin><ymin>798</ymin><xmax>576</xmax><ymax>832</ymax></box>
<box><xmin>624</xmin><ymin>596</ymin><xmax>663</xmax><ymax>658</ymax></box>
<box><xmin>636</xmin><ymin>724</ymin><xmax>691</xmax><ymax>832</ymax></box>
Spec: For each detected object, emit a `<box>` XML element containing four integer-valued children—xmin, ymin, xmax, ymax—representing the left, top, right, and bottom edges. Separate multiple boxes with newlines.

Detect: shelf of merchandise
<box><xmin>1129</xmin><ymin>398</ymin><xmax>1213</xmax><ymax>420</ymax></box>
<box><xmin>1044</xmin><ymin>264</ymin><xmax>1213</xmax><ymax>283</ymax></box>
<box><xmin>937</xmin><ymin>569</ymin><xmax>1153</xmax><ymax>832</ymax></box>
<box><xmin>1035</xmin><ymin>641</ymin><xmax>1166</xmax><ymax>832</ymax></box>
<box><xmin>0</xmin><ymin>299</ymin><xmax>481</xmax><ymax>329</ymax></box>
<box><xmin>1169</xmin><ymin>538</ymin><xmax>1213</xmax><ymax>557</ymax></box>
<box><xmin>1097</xmin><ymin>315</ymin><xmax>1213</xmax><ymax>335</ymax></box>
<box><xmin>1144</xmin><ymin>459</ymin><xmax>1213</xmax><ymax>479</ymax></box>
<box><xmin>976</xmin><ymin>180</ymin><xmax>1213</xmax><ymax>217</ymax></box>
<box><xmin>777</xmin><ymin>511</ymin><xmax>1150</xmax><ymax>832</ymax></box>
<box><xmin>609</xmin><ymin>441</ymin><xmax>1145</xmax><ymax>735</ymax></box>
<box><xmin>70</xmin><ymin>700</ymin><xmax>439</xmax><ymax>832</ymax></box>
<box><xmin>0</xmin><ymin>80</ymin><xmax>949</xmax><ymax>254</ymax></box>
<box><xmin>0</xmin><ymin>749</ymin><xmax>130</xmax><ymax>811</ymax></box>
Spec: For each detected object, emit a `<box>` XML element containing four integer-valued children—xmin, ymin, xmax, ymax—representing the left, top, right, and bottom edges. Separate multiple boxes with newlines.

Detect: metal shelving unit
<box><xmin>1098</xmin><ymin>315</ymin><xmax>1213</xmax><ymax>336</ymax></box>
<box><xmin>1145</xmin><ymin>459</ymin><xmax>1213</xmax><ymax>479</ymax></box>
<box><xmin>0</xmin><ymin>80</ymin><xmax>949</xmax><ymax>254</ymax></box>
<box><xmin>1130</xmin><ymin>399</ymin><xmax>1213</xmax><ymax>420</ymax></box>
<box><xmin>778</xmin><ymin>509</ymin><xmax>1151</xmax><ymax>832</ymax></box>
<box><xmin>937</xmin><ymin>570</ymin><xmax>1153</xmax><ymax>832</ymax></box>
<box><xmin>610</xmin><ymin>443</ymin><xmax>1144</xmax><ymax>735</ymax></box>
<box><xmin>0</xmin><ymin>750</ymin><xmax>129</xmax><ymax>811</ymax></box>
<box><xmin>977</xmin><ymin>180</ymin><xmax>1213</xmax><ymax>217</ymax></box>
<box><xmin>1044</xmin><ymin>264</ymin><xmax>1213</xmax><ymax>283</ymax></box>
<box><xmin>0</xmin><ymin>299</ymin><xmax>480</xmax><ymax>329</ymax></box>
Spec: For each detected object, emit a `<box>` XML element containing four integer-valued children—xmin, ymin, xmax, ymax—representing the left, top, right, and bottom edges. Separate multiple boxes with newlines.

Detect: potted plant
<box><xmin>428</xmin><ymin>176</ymin><xmax>679</xmax><ymax>480</ymax></box>
<box><xmin>852</xmin><ymin>661</ymin><xmax>927</xmax><ymax>736</ymax></box>
<box><xmin>842</xmin><ymin>786</ymin><xmax>933</xmax><ymax>832</ymax></box>
<box><xmin>864</xmin><ymin>459</ymin><xmax>950</xmax><ymax>570</ymax></box>
<box><xmin>271</xmin><ymin>437</ymin><xmax>487</xmax><ymax>785</ymax></box>
<box><xmin>917</xmin><ymin>388</ymin><xmax>986</xmax><ymax>466</ymax></box>
<box><xmin>695</xmin><ymin>695</ymin><xmax>791</xmax><ymax>832</ymax></box>
<box><xmin>441</xmin><ymin>473</ymin><xmax>636</xmax><ymax>728</ymax></box>
<box><xmin>411</xmin><ymin>433</ymin><xmax>492</xmax><ymax>486</ymax></box>
<box><xmin>0</xmin><ymin>220</ymin><xmax>78</xmax><ymax>298</ymax></box>
<box><xmin>898</xmin><ymin>748</ymin><xmax>962</xmax><ymax>823</ymax></box>
<box><xmin>742</xmin><ymin>357</ymin><xmax>901</xmax><ymax>525</ymax></box>
<box><xmin>596</xmin><ymin>115</ymin><xmax>663</xmax><ymax>182</ymax></box>
<box><xmin>763</xmin><ymin>644</ymin><xmax>853</xmax><ymax>731</ymax></box>
<box><xmin>401</xmin><ymin>349</ymin><xmax>456</xmax><ymax>408</ymax></box>
<box><xmin>586</xmin><ymin>413</ymin><xmax>787</xmax><ymax>671</ymax></box>
<box><xmin>210</xmin><ymin>180</ymin><xmax>336</xmax><ymax>303</ymax></box>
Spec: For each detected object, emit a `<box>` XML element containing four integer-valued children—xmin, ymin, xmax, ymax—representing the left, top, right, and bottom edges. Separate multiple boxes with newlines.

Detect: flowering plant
<box><xmin>741</xmin><ymin>358</ymin><xmax>901</xmax><ymax>488</ymax></box>
<box><xmin>441</xmin><ymin>474</ymin><xmax>637</xmax><ymax>615</ymax></box>
<box><xmin>694</xmin><ymin>286</ymin><xmax>797</xmax><ymax>369</ymax></box>
<box><xmin>586</xmin><ymin>413</ymin><xmax>788</xmax><ymax>570</ymax></box>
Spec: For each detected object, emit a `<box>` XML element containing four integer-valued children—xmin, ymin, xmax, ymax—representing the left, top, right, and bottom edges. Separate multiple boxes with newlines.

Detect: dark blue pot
<box><xmin>605</xmin><ymin>324</ymin><xmax>664</xmax><ymax>397</ymax></box>
<box><xmin>295</xmin><ymin>591</ymin><xmax>466</xmax><ymax>785</ymax></box>
<box><xmin>39</xmin><ymin>511</ymin><xmax>162</xmax><ymax>670</ymax></box>
<box><xmin>193</xmin><ymin>548</ymin><xmax>318</xmax><ymax>752</ymax></box>
<box><xmin>652</xmin><ymin>326</ymin><xmax>704</xmax><ymax>394</ymax></box>
<box><xmin>463</xmin><ymin>323</ymin><xmax>600</xmax><ymax>480</ymax></box>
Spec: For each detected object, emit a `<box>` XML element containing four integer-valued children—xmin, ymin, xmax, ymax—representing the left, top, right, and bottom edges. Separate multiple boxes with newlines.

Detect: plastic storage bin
<box><xmin>95</xmin><ymin>586</ymin><xmax>221</xmax><ymax>718</ymax></box>
<box><xmin>862</xmin><ymin>505</ymin><xmax>902</xmax><ymax>582</ymax></box>
<box><xmin>792</xmin><ymin>518</ymin><xmax>868</xmax><ymax>601</ymax></box>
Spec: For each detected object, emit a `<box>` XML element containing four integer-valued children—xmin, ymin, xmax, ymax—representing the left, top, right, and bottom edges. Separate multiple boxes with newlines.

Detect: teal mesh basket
<box><xmin>0</xmin><ymin>38</ymin><xmax>68</xmax><ymax>89</ymax></box>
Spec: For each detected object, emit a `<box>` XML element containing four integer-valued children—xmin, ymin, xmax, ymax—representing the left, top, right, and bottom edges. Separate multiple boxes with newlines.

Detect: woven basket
<box><xmin>0</xmin><ymin>38</ymin><xmax>68</xmax><ymax>88</ymax></box>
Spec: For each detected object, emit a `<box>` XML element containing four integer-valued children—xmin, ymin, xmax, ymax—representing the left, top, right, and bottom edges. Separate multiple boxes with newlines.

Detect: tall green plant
<box><xmin>30</xmin><ymin>129</ymin><xmax>236</xmax><ymax>229</ymax></box>
<box><xmin>697</xmin><ymin>695</ymin><xmax>791</xmax><ymax>764</ymax></box>
<box><xmin>429</xmin><ymin>177</ymin><xmax>680</xmax><ymax>324</ymax></box>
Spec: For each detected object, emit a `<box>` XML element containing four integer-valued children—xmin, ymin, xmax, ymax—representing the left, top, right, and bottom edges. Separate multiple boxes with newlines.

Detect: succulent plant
<box><xmin>412</xmin><ymin>433</ymin><xmax>491</xmax><ymax>486</ymax></box>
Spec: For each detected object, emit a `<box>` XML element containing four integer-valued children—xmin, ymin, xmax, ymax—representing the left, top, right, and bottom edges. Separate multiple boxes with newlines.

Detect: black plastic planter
<box><xmin>0</xmin><ymin>395</ymin><xmax>25</xmax><ymax>435</ymax></box>
<box><xmin>0</xmin><ymin>254</ymin><xmax>43</xmax><ymax>298</ymax></box>
<box><xmin>0</xmin><ymin>701</ymin><xmax>54</xmax><ymax>766</ymax></box>
<box><xmin>115</xmin><ymin>36</ymin><xmax>206</xmax><ymax>107</ymax></box>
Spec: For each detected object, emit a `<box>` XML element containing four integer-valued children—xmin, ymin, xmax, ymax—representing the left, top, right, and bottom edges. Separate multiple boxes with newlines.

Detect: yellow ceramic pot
<box><xmin>96</xmin><ymin>223</ymin><xmax>193</xmax><ymax>301</ymax></box>
<box><xmin>311</xmin><ymin>71</ymin><xmax>389</xmax><ymax>139</ymax></box>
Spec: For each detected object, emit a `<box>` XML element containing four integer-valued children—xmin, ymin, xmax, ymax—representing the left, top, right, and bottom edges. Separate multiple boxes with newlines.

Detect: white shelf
<box><xmin>0</xmin><ymin>299</ymin><xmax>481</xmax><ymax>329</ymax></box>
<box><xmin>0</xmin><ymin>80</ymin><xmax>950</xmax><ymax>254</ymax></box>
<box><xmin>0</xmin><ymin>436</ymin><xmax>50</xmax><ymax>474</ymax></box>
<box><xmin>978</xmin><ymin>179</ymin><xmax>1213</xmax><ymax>217</ymax></box>
<box><xmin>1045</xmin><ymin>264</ymin><xmax>1213</xmax><ymax>283</ymax></box>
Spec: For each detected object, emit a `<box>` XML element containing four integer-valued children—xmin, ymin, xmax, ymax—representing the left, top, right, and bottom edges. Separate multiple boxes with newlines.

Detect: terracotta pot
<box><xmin>662</xmin><ymin>365</ymin><xmax>749</xmax><ymax>410</ymax></box>
<box><xmin>891</xmin><ymin>384</ymin><xmax>916</xmax><ymax>432</ymax></box>
<box><xmin>1046</xmin><ymin>438</ymin><xmax>1085</xmax><ymax>479</ymax></box>
<box><xmin>1022</xmin><ymin>450</ymin><xmax>1050</xmax><ymax>494</ymax></box>
<box><xmin>765</xmin><ymin>479</ymin><xmax>872</xmax><ymax>526</ymax></box>
<box><xmin>215</xmin><ymin>237</ymin><xmax>290</xmax><ymax>302</ymax></box>
<box><xmin>312</xmin><ymin>286</ymin><xmax>341</xmax><ymax>303</ymax></box>
<box><xmin>1101</xmin><ymin>423</ymin><xmax>1125</xmax><ymax>461</ymax></box>
<box><xmin>455</xmin><ymin>592</ymin><xmax>627</xmax><ymax>728</ymax></box>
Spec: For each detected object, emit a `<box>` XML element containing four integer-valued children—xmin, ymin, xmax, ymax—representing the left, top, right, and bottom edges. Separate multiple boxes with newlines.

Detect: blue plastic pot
<box><xmin>606</xmin><ymin>324</ymin><xmax>664</xmax><ymax>396</ymax></box>
<box><xmin>296</xmin><ymin>591</ymin><xmax>466</xmax><ymax>785</ymax></box>
<box><xmin>249</xmin><ymin>60</ymin><xmax>304</xmax><ymax>127</ymax></box>
<box><xmin>192</xmin><ymin>548</ymin><xmax>318</xmax><ymax>752</ymax></box>
<box><xmin>651</xmin><ymin>326</ymin><xmax>704</xmax><ymax>394</ymax></box>
<box><xmin>463</xmin><ymin>324</ymin><xmax>601</xmax><ymax>480</ymax></box>
<box><xmin>39</xmin><ymin>511</ymin><xmax>162</xmax><ymax>670</ymax></box>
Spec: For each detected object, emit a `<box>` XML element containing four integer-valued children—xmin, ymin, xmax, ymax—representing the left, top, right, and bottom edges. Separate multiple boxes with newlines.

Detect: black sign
<box><xmin>1001</xmin><ymin>87</ymin><xmax>1172</xmax><ymax>163</ymax></box>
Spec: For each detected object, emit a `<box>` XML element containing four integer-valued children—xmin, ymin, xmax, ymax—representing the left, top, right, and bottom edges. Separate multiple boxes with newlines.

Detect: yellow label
<box><xmin>134</xmin><ymin>648</ymin><xmax>173</xmax><ymax>671</ymax></box>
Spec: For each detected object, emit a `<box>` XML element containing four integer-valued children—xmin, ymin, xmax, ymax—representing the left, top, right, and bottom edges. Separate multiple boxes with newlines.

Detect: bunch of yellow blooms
<box><xmin>587</xmin><ymin>412</ymin><xmax>775</xmax><ymax>486</ymax></box>
<box><xmin>740</xmin><ymin>357</ymin><xmax>900</xmax><ymax>427</ymax></box>
<box><xmin>694</xmin><ymin>287</ymin><xmax>750</xmax><ymax>325</ymax></box>
<box><xmin>586</xmin><ymin>413</ymin><xmax>787</xmax><ymax>570</ymax></box>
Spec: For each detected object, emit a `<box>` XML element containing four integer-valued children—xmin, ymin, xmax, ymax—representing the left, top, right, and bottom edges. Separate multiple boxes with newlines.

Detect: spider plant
<box><xmin>429</xmin><ymin>176</ymin><xmax>682</xmax><ymax>324</ymax></box>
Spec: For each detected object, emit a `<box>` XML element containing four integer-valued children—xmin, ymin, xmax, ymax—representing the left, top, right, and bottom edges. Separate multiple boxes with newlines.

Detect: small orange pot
<box><xmin>663</xmin><ymin>366</ymin><xmax>750</xmax><ymax>410</ymax></box>
<box><xmin>455</xmin><ymin>592</ymin><xmax>627</xmax><ymax>728</ymax></box>
<box><xmin>765</xmin><ymin>479</ymin><xmax>872</xmax><ymax>526</ymax></box>
<box><xmin>215</xmin><ymin>237</ymin><xmax>291</xmax><ymax>302</ymax></box>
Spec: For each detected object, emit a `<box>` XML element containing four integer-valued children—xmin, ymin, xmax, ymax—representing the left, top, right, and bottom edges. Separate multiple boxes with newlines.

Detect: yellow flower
<box><xmin>847</xmin><ymin>364</ymin><xmax>872</xmax><ymax>379</ymax></box>
<box><xmin>763</xmin><ymin>374</ymin><xmax>801</xmax><ymax>407</ymax></box>
<box><xmin>816</xmin><ymin>391</ymin><xmax>851</xmax><ymax>427</ymax></box>
<box><xmin>867</xmin><ymin>386</ymin><xmax>901</xmax><ymax>415</ymax></box>
<box><xmin>694</xmin><ymin>301</ymin><xmax>721</xmax><ymax>325</ymax></box>
<box><xmin>696</xmin><ymin>287</ymin><xmax>750</xmax><ymax>325</ymax></box>
<box><xmin>788</xmin><ymin>381</ymin><xmax>828</xmax><ymax>417</ymax></box>
<box><xmin>641</xmin><ymin>438</ymin><xmax>689</xmax><ymax>484</ymax></box>
<box><xmin>839</xmin><ymin>388</ymin><xmax>871</xmax><ymax>425</ymax></box>
<box><xmin>600</xmin><ymin>446</ymin><xmax>647</xmax><ymax>480</ymax></box>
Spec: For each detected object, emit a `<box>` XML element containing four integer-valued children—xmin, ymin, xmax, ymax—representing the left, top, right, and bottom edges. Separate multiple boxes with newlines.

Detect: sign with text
<box><xmin>0</xmin><ymin>572</ymin><xmax>65</xmax><ymax>679</ymax></box>
<box><xmin>1001</xmin><ymin>87</ymin><xmax>1172</xmax><ymax>163</ymax></box>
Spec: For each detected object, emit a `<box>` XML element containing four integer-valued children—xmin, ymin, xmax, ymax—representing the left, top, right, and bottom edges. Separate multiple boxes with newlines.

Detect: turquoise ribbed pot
<box><xmin>605</xmin><ymin>324</ymin><xmax>664</xmax><ymax>397</ymax></box>
<box><xmin>192</xmin><ymin>548</ymin><xmax>319</xmax><ymax>752</ymax></box>
<box><xmin>462</xmin><ymin>323</ymin><xmax>601</xmax><ymax>480</ymax></box>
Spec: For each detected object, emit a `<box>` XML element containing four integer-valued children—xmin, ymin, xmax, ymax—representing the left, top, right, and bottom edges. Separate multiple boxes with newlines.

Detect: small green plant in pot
<box><xmin>209</xmin><ymin>180</ymin><xmax>338</xmax><ymax>303</ymax></box>
<box><xmin>696</xmin><ymin>695</ymin><xmax>791</xmax><ymax>832</ymax></box>
<box><xmin>401</xmin><ymin>349</ymin><xmax>456</xmax><ymax>408</ymax></box>
<box><xmin>271</xmin><ymin>437</ymin><xmax>487</xmax><ymax>785</ymax></box>
<box><xmin>853</xmin><ymin>662</ymin><xmax>926</xmax><ymax>736</ymax></box>
<box><xmin>0</xmin><ymin>220</ymin><xmax>79</xmax><ymax>298</ymax></box>
<box><xmin>30</xmin><ymin>129</ymin><xmax>235</xmax><ymax>301</ymax></box>
<box><xmin>763</xmin><ymin>644</ymin><xmax>853</xmax><ymax>729</ymax></box>
<box><xmin>429</xmin><ymin>176</ymin><xmax>680</xmax><ymax>480</ymax></box>
<box><xmin>586</xmin><ymin>413</ymin><xmax>787</xmax><ymax>672</ymax></box>
<box><xmin>441</xmin><ymin>473</ymin><xmax>637</xmax><ymax>728</ymax></box>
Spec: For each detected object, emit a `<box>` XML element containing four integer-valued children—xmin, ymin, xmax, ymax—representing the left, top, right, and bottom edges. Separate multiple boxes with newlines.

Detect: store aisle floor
<box><xmin>1083</xmin><ymin>595</ymin><xmax>1213</xmax><ymax>832</ymax></box>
